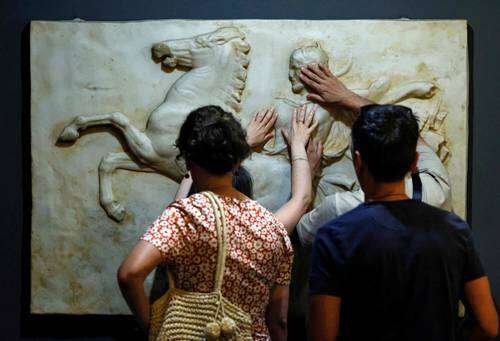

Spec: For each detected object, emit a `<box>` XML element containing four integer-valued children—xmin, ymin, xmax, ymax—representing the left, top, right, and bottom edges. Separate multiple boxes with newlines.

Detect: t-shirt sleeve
<box><xmin>296</xmin><ymin>190</ymin><xmax>364</xmax><ymax>246</ymax></box>
<box><xmin>463</xmin><ymin>232</ymin><xmax>486</xmax><ymax>282</ymax></box>
<box><xmin>275</xmin><ymin>227</ymin><xmax>295</xmax><ymax>286</ymax></box>
<box><xmin>309</xmin><ymin>226</ymin><xmax>344</xmax><ymax>297</ymax></box>
<box><xmin>296</xmin><ymin>197</ymin><xmax>339</xmax><ymax>246</ymax></box>
<box><xmin>141</xmin><ymin>204</ymin><xmax>189</xmax><ymax>263</ymax></box>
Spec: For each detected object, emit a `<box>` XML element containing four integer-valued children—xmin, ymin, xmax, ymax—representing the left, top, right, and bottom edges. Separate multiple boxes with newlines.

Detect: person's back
<box><xmin>311</xmin><ymin>199</ymin><xmax>482</xmax><ymax>340</ymax></box>
<box><xmin>308</xmin><ymin>103</ymin><xmax>498</xmax><ymax>341</ymax></box>
<box><xmin>143</xmin><ymin>193</ymin><xmax>292</xmax><ymax>339</ymax></box>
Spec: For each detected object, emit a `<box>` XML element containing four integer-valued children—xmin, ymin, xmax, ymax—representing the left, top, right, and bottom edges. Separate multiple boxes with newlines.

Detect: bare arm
<box><xmin>117</xmin><ymin>241</ymin><xmax>163</xmax><ymax>330</ymax></box>
<box><xmin>465</xmin><ymin>276</ymin><xmax>499</xmax><ymax>339</ymax></box>
<box><xmin>174</xmin><ymin>174</ymin><xmax>194</xmax><ymax>200</ymax></box>
<box><xmin>309</xmin><ymin>295</ymin><xmax>341</xmax><ymax>341</ymax></box>
<box><xmin>266</xmin><ymin>285</ymin><xmax>290</xmax><ymax>341</ymax></box>
<box><xmin>300</xmin><ymin>63</ymin><xmax>373</xmax><ymax>113</ymax></box>
<box><xmin>274</xmin><ymin>105</ymin><xmax>318</xmax><ymax>234</ymax></box>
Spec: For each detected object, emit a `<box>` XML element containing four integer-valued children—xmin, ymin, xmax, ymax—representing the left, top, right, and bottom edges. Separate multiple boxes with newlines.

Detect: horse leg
<box><xmin>58</xmin><ymin>112</ymin><xmax>163</xmax><ymax>166</ymax></box>
<box><xmin>379</xmin><ymin>81</ymin><xmax>437</xmax><ymax>104</ymax></box>
<box><xmin>99</xmin><ymin>152</ymin><xmax>155</xmax><ymax>221</ymax></box>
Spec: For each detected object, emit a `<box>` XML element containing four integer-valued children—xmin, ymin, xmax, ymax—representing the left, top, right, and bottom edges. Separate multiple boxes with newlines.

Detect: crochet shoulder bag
<box><xmin>149</xmin><ymin>191</ymin><xmax>253</xmax><ymax>340</ymax></box>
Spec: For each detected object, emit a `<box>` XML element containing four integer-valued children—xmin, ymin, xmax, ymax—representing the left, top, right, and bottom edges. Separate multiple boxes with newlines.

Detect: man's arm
<box><xmin>465</xmin><ymin>277</ymin><xmax>499</xmax><ymax>339</ymax></box>
<box><xmin>412</xmin><ymin>137</ymin><xmax>452</xmax><ymax>209</ymax></box>
<box><xmin>309</xmin><ymin>227</ymin><xmax>345</xmax><ymax>340</ymax></box>
<box><xmin>309</xmin><ymin>295</ymin><xmax>341</xmax><ymax>341</ymax></box>
<box><xmin>300</xmin><ymin>64</ymin><xmax>373</xmax><ymax>113</ymax></box>
<box><xmin>266</xmin><ymin>285</ymin><xmax>290</xmax><ymax>341</ymax></box>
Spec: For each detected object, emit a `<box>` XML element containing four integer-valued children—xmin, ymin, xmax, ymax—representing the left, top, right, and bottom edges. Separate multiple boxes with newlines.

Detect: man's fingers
<box><xmin>308</xmin><ymin>63</ymin><xmax>328</xmax><ymax>80</ymax></box>
<box><xmin>299</xmin><ymin>72</ymin><xmax>321</xmax><ymax>90</ymax></box>
<box><xmin>307</xmin><ymin>93</ymin><xmax>326</xmax><ymax>103</ymax></box>
<box><xmin>319</xmin><ymin>63</ymin><xmax>334</xmax><ymax>78</ymax></box>
<box><xmin>301</xmin><ymin>67</ymin><xmax>323</xmax><ymax>84</ymax></box>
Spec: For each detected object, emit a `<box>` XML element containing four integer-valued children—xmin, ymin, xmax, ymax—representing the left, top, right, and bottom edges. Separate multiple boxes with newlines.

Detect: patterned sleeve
<box><xmin>141</xmin><ymin>204</ymin><xmax>189</xmax><ymax>263</ymax></box>
<box><xmin>275</xmin><ymin>226</ymin><xmax>294</xmax><ymax>286</ymax></box>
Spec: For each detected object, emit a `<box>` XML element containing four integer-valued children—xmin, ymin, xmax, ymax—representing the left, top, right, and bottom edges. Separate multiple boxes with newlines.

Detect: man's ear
<box><xmin>409</xmin><ymin>152</ymin><xmax>419</xmax><ymax>173</ymax></box>
<box><xmin>353</xmin><ymin>150</ymin><xmax>363</xmax><ymax>173</ymax></box>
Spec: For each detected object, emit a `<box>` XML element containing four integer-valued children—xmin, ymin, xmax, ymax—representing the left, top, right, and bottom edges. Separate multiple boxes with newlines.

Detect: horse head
<box><xmin>152</xmin><ymin>27</ymin><xmax>250</xmax><ymax>69</ymax></box>
<box><xmin>152</xmin><ymin>27</ymin><xmax>251</xmax><ymax>112</ymax></box>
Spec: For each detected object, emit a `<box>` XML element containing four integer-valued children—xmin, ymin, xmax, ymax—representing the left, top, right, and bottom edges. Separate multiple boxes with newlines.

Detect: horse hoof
<box><xmin>58</xmin><ymin>125</ymin><xmax>79</xmax><ymax>142</ymax></box>
<box><xmin>105</xmin><ymin>201</ymin><xmax>126</xmax><ymax>222</ymax></box>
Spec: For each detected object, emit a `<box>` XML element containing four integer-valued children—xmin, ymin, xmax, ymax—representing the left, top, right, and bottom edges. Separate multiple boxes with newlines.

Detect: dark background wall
<box><xmin>1</xmin><ymin>0</ymin><xmax>499</xmax><ymax>340</ymax></box>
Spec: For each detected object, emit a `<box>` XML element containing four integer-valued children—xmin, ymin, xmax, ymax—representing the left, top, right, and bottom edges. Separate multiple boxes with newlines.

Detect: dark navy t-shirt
<box><xmin>309</xmin><ymin>200</ymin><xmax>485</xmax><ymax>341</ymax></box>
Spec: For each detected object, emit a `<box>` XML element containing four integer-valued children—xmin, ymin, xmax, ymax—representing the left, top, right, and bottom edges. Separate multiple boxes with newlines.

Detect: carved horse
<box><xmin>57</xmin><ymin>27</ymin><xmax>251</xmax><ymax>221</ymax></box>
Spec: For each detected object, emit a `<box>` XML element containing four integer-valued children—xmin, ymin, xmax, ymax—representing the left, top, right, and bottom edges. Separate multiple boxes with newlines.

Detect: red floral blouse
<box><xmin>141</xmin><ymin>193</ymin><xmax>294</xmax><ymax>340</ymax></box>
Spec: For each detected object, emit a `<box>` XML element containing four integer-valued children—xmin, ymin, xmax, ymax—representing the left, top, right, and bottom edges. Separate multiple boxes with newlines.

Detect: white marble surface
<box><xmin>31</xmin><ymin>19</ymin><xmax>468</xmax><ymax>314</ymax></box>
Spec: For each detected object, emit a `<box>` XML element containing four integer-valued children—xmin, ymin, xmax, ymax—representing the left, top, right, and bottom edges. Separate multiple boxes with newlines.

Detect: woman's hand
<box><xmin>274</xmin><ymin>104</ymin><xmax>318</xmax><ymax>234</ymax></box>
<box><xmin>246</xmin><ymin>107</ymin><xmax>277</xmax><ymax>152</ymax></box>
<box><xmin>281</xmin><ymin>104</ymin><xmax>319</xmax><ymax>149</ymax></box>
<box><xmin>307</xmin><ymin>138</ymin><xmax>323</xmax><ymax>178</ymax></box>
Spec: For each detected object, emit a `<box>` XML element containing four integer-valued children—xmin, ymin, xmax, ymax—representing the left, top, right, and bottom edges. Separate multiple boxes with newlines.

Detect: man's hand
<box><xmin>307</xmin><ymin>138</ymin><xmax>323</xmax><ymax>178</ymax></box>
<box><xmin>246</xmin><ymin>107</ymin><xmax>278</xmax><ymax>152</ymax></box>
<box><xmin>300</xmin><ymin>64</ymin><xmax>372</xmax><ymax>113</ymax></box>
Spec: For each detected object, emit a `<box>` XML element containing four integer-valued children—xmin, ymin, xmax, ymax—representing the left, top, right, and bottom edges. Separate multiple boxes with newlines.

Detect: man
<box><xmin>304</xmin><ymin>70</ymin><xmax>498</xmax><ymax>339</ymax></box>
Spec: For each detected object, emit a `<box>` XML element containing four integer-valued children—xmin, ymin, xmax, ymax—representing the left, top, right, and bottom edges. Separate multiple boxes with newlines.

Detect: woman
<box><xmin>117</xmin><ymin>104</ymin><xmax>318</xmax><ymax>340</ymax></box>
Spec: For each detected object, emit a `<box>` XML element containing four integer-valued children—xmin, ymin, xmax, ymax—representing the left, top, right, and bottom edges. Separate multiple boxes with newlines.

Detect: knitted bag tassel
<box><xmin>149</xmin><ymin>192</ymin><xmax>253</xmax><ymax>340</ymax></box>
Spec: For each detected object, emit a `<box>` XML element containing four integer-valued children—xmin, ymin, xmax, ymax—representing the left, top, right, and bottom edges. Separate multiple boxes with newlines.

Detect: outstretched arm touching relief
<box><xmin>274</xmin><ymin>104</ymin><xmax>318</xmax><ymax>234</ymax></box>
<box><xmin>300</xmin><ymin>63</ymin><xmax>372</xmax><ymax>112</ymax></box>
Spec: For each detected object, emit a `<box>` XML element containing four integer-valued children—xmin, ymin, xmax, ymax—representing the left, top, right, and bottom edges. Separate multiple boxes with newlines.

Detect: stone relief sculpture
<box><xmin>266</xmin><ymin>43</ymin><xmax>440</xmax><ymax>203</ymax></box>
<box><xmin>31</xmin><ymin>20</ymin><xmax>468</xmax><ymax>314</ymax></box>
<box><xmin>57</xmin><ymin>27</ymin><xmax>251</xmax><ymax>221</ymax></box>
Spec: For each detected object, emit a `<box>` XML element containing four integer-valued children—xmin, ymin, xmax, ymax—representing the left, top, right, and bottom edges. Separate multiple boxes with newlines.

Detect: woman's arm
<box><xmin>174</xmin><ymin>173</ymin><xmax>194</xmax><ymax>200</ymax></box>
<box><xmin>266</xmin><ymin>285</ymin><xmax>290</xmax><ymax>341</ymax></box>
<box><xmin>117</xmin><ymin>241</ymin><xmax>164</xmax><ymax>330</ymax></box>
<box><xmin>274</xmin><ymin>104</ymin><xmax>318</xmax><ymax>234</ymax></box>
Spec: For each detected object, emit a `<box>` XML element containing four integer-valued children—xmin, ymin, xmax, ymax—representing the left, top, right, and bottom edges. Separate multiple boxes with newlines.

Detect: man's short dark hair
<box><xmin>351</xmin><ymin>104</ymin><xmax>419</xmax><ymax>182</ymax></box>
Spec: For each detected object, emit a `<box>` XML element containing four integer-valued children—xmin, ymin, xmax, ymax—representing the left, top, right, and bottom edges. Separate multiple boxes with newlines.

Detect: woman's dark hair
<box><xmin>351</xmin><ymin>104</ymin><xmax>419</xmax><ymax>182</ymax></box>
<box><xmin>188</xmin><ymin>166</ymin><xmax>254</xmax><ymax>198</ymax></box>
<box><xmin>176</xmin><ymin>106</ymin><xmax>251</xmax><ymax>175</ymax></box>
<box><xmin>231</xmin><ymin>167</ymin><xmax>253</xmax><ymax>198</ymax></box>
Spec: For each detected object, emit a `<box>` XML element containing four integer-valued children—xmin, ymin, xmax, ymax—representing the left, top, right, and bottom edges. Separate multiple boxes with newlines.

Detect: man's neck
<box><xmin>363</xmin><ymin>180</ymin><xmax>409</xmax><ymax>202</ymax></box>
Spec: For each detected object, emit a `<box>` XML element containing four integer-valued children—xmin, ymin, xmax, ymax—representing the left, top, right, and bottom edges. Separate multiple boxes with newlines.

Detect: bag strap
<box><xmin>411</xmin><ymin>172</ymin><xmax>423</xmax><ymax>202</ymax></box>
<box><xmin>202</xmin><ymin>191</ymin><xmax>228</xmax><ymax>293</ymax></box>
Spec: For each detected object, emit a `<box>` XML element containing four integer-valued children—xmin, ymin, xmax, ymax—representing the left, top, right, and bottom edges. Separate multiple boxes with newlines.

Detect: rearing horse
<box><xmin>57</xmin><ymin>27</ymin><xmax>251</xmax><ymax>221</ymax></box>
